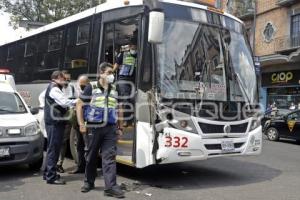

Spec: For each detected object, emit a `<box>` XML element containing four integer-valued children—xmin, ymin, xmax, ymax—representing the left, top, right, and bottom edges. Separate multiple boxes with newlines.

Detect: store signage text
<box><xmin>271</xmin><ymin>72</ymin><xmax>293</xmax><ymax>84</ymax></box>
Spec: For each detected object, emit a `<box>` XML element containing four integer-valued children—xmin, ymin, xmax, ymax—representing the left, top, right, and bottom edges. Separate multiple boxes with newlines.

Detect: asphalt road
<box><xmin>1</xmin><ymin>139</ymin><xmax>300</xmax><ymax>200</ymax></box>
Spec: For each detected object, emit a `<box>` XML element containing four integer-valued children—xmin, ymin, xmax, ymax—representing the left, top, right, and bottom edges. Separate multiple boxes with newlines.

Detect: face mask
<box><xmin>64</xmin><ymin>79</ymin><xmax>71</xmax><ymax>87</ymax></box>
<box><xmin>55</xmin><ymin>80</ymin><xmax>65</xmax><ymax>88</ymax></box>
<box><xmin>80</xmin><ymin>85</ymin><xmax>86</xmax><ymax>91</ymax></box>
<box><xmin>130</xmin><ymin>49</ymin><xmax>137</xmax><ymax>55</ymax></box>
<box><xmin>106</xmin><ymin>74</ymin><xmax>115</xmax><ymax>84</ymax></box>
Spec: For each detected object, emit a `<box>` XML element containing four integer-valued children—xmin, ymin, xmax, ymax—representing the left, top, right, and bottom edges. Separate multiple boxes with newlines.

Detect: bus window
<box><xmin>77</xmin><ymin>22</ymin><xmax>90</xmax><ymax>45</ymax></box>
<box><xmin>48</xmin><ymin>30</ymin><xmax>63</xmax><ymax>52</ymax></box>
<box><xmin>37</xmin><ymin>34</ymin><xmax>48</xmax><ymax>71</ymax></box>
<box><xmin>65</xmin><ymin>21</ymin><xmax>90</xmax><ymax>70</ymax></box>
<box><xmin>16</xmin><ymin>42</ymin><xmax>25</xmax><ymax>73</ymax></box>
<box><xmin>7</xmin><ymin>45</ymin><xmax>15</xmax><ymax>61</ymax></box>
<box><xmin>24</xmin><ymin>40</ymin><xmax>36</xmax><ymax>57</ymax></box>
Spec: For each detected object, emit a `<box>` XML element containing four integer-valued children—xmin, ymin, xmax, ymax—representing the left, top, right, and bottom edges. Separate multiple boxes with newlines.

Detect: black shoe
<box><xmin>56</xmin><ymin>165</ymin><xmax>65</xmax><ymax>173</ymax></box>
<box><xmin>47</xmin><ymin>178</ymin><xmax>66</xmax><ymax>185</ymax></box>
<box><xmin>104</xmin><ymin>188</ymin><xmax>125</xmax><ymax>198</ymax></box>
<box><xmin>69</xmin><ymin>168</ymin><xmax>85</xmax><ymax>174</ymax></box>
<box><xmin>43</xmin><ymin>174</ymin><xmax>60</xmax><ymax>180</ymax></box>
<box><xmin>81</xmin><ymin>183</ymin><xmax>95</xmax><ymax>193</ymax></box>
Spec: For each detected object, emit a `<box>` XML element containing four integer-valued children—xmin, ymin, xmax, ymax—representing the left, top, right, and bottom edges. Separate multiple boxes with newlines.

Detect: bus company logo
<box><xmin>224</xmin><ymin>124</ymin><xmax>231</xmax><ymax>134</ymax></box>
<box><xmin>271</xmin><ymin>72</ymin><xmax>293</xmax><ymax>84</ymax></box>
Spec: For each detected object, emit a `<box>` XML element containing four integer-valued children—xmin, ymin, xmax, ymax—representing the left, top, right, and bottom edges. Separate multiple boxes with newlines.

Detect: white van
<box><xmin>0</xmin><ymin>79</ymin><xmax>44</xmax><ymax>170</ymax></box>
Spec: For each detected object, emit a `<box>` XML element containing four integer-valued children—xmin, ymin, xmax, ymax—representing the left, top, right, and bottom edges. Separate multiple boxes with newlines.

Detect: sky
<box><xmin>0</xmin><ymin>12</ymin><xmax>27</xmax><ymax>45</ymax></box>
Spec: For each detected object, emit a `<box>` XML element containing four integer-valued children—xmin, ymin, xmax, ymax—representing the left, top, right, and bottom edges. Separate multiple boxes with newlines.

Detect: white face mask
<box><xmin>106</xmin><ymin>74</ymin><xmax>115</xmax><ymax>84</ymax></box>
<box><xmin>130</xmin><ymin>49</ymin><xmax>137</xmax><ymax>55</ymax></box>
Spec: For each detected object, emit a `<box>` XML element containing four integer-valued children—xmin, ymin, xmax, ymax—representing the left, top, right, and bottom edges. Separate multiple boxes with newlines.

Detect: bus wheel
<box><xmin>267</xmin><ymin>127</ymin><xmax>279</xmax><ymax>141</ymax></box>
<box><xmin>70</xmin><ymin>127</ymin><xmax>78</xmax><ymax>163</ymax></box>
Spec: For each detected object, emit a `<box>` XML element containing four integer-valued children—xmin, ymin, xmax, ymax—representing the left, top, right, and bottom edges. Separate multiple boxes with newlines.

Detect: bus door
<box><xmin>100</xmin><ymin>14</ymin><xmax>141</xmax><ymax>167</ymax></box>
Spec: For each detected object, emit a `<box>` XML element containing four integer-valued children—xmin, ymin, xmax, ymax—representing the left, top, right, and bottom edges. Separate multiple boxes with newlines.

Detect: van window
<box><xmin>0</xmin><ymin>92</ymin><xmax>27</xmax><ymax>114</ymax></box>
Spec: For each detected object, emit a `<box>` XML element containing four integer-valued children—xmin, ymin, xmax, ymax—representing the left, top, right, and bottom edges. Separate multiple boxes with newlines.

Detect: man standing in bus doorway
<box><xmin>44</xmin><ymin>71</ymin><xmax>77</xmax><ymax>185</ymax></box>
<box><xmin>69</xmin><ymin>75</ymin><xmax>90</xmax><ymax>174</ymax></box>
<box><xmin>77</xmin><ymin>63</ymin><xmax>125</xmax><ymax>198</ymax></box>
<box><xmin>56</xmin><ymin>70</ymin><xmax>77</xmax><ymax>173</ymax></box>
<box><xmin>113</xmin><ymin>36</ymin><xmax>138</xmax><ymax>127</ymax></box>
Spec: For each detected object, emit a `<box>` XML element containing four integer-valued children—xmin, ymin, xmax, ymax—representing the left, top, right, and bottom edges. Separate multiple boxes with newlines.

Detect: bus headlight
<box><xmin>250</xmin><ymin>118</ymin><xmax>261</xmax><ymax>131</ymax></box>
<box><xmin>172</xmin><ymin>119</ymin><xmax>197</xmax><ymax>133</ymax></box>
<box><xmin>24</xmin><ymin>123</ymin><xmax>39</xmax><ymax>136</ymax></box>
<box><xmin>180</xmin><ymin>120</ymin><xmax>188</xmax><ymax>128</ymax></box>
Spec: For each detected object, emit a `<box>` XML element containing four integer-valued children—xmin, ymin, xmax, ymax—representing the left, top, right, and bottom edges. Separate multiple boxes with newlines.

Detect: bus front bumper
<box><xmin>156</xmin><ymin>126</ymin><xmax>262</xmax><ymax>164</ymax></box>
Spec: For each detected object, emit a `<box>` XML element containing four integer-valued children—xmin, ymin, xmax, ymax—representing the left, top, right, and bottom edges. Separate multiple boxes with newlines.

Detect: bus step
<box><xmin>117</xmin><ymin>140</ymin><xmax>133</xmax><ymax>145</ymax></box>
<box><xmin>116</xmin><ymin>155</ymin><xmax>134</xmax><ymax>167</ymax></box>
<box><xmin>117</xmin><ymin>141</ymin><xmax>133</xmax><ymax>157</ymax></box>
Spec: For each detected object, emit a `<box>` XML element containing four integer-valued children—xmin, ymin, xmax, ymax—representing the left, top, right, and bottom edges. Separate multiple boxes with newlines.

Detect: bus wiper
<box><xmin>233</xmin><ymin>72</ymin><xmax>251</xmax><ymax>105</ymax></box>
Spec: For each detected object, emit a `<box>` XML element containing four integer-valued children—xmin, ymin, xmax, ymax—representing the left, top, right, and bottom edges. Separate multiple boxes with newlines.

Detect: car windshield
<box><xmin>0</xmin><ymin>92</ymin><xmax>27</xmax><ymax>114</ymax></box>
<box><xmin>157</xmin><ymin>6</ymin><xmax>257</xmax><ymax>105</ymax></box>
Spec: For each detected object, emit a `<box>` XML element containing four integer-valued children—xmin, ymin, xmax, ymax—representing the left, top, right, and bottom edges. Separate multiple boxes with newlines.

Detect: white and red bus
<box><xmin>0</xmin><ymin>0</ymin><xmax>262</xmax><ymax>168</ymax></box>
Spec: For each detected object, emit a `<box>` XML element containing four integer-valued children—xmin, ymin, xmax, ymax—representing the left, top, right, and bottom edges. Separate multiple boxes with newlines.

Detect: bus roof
<box><xmin>1</xmin><ymin>0</ymin><xmax>242</xmax><ymax>46</ymax></box>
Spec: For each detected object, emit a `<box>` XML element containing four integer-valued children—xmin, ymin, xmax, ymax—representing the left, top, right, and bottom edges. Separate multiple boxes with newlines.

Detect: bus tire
<box><xmin>266</xmin><ymin>127</ymin><xmax>279</xmax><ymax>141</ymax></box>
<box><xmin>70</xmin><ymin>127</ymin><xmax>78</xmax><ymax>163</ymax></box>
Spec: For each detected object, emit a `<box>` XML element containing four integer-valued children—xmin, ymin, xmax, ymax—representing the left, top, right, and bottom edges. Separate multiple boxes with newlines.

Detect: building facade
<box><xmin>255</xmin><ymin>0</ymin><xmax>300</xmax><ymax>109</ymax></box>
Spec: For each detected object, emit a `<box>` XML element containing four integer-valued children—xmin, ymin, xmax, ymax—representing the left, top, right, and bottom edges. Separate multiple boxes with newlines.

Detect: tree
<box><xmin>0</xmin><ymin>0</ymin><xmax>105</xmax><ymax>28</ymax></box>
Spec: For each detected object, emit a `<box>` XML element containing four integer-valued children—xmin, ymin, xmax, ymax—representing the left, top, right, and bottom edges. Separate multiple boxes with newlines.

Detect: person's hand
<box><xmin>116</xmin><ymin>128</ymin><xmax>123</xmax><ymax>140</ymax></box>
<box><xmin>79</xmin><ymin>124</ymin><xmax>87</xmax><ymax>134</ymax></box>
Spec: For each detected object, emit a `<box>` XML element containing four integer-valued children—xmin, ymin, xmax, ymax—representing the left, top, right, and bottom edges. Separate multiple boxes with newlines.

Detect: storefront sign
<box><xmin>262</xmin><ymin>70</ymin><xmax>300</xmax><ymax>87</ymax></box>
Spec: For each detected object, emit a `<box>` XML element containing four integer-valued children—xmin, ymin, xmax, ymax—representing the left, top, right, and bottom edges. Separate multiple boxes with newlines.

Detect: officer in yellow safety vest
<box><xmin>76</xmin><ymin>62</ymin><xmax>125</xmax><ymax>198</ymax></box>
<box><xmin>113</xmin><ymin>37</ymin><xmax>137</xmax><ymax>127</ymax></box>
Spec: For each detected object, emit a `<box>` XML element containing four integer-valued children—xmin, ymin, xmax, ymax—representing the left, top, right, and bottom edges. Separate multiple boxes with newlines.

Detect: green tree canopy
<box><xmin>0</xmin><ymin>0</ymin><xmax>106</xmax><ymax>28</ymax></box>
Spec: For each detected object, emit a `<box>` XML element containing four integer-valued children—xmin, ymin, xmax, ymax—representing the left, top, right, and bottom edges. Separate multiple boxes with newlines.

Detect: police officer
<box><xmin>44</xmin><ymin>71</ymin><xmax>77</xmax><ymax>185</ymax></box>
<box><xmin>77</xmin><ymin>63</ymin><xmax>125</xmax><ymax>198</ymax></box>
<box><xmin>113</xmin><ymin>37</ymin><xmax>137</xmax><ymax>127</ymax></box>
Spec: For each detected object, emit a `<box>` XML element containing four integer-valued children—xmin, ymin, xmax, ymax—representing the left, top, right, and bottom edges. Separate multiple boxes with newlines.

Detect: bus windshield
<box><xmin>157</xmin><ymin>17</ymin><xmax>257</xmax><ymax>105</ymax></box>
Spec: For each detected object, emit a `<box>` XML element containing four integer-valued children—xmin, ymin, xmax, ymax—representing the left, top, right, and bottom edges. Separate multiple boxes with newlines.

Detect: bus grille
<box><xmin>198</xmin><ymin>122</ymin><xmax>248</xmax><ymax>134</ymax></box>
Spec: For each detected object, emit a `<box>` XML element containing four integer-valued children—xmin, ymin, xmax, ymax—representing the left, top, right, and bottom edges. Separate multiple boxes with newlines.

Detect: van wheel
<box><xmin>267</xmin><ymin>127</ymin><xmax>279</xmax><ymax>141</ymax></box>
<box><xmin>29</xmin><ymin>158</ymin><xmax>43</xmax><ymax>171</ymax></box>
<box><xmin>70</xmin><ymin>127</ymin><xmax>78</xmax><ymax>163</ymax></box>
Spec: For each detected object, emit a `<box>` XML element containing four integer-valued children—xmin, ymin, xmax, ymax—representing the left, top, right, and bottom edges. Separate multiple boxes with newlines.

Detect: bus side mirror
<box><xmin>148</xmin><ymin>11</ymin><xmax>165</xmax><ymax>44</ymax></box>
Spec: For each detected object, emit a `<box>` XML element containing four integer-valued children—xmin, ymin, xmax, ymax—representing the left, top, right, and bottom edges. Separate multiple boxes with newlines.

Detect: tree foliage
<box><xmin>0</xmin><ymin>0</ymin><xmax>106</xmax><ymax>28</ymax></box>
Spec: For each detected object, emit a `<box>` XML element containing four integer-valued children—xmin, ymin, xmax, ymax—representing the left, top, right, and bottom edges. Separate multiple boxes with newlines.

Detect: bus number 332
<box><xmin>165</xmin><ymin>136</ymin><xmax>189</xmax><ymax>148</ymax></box>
